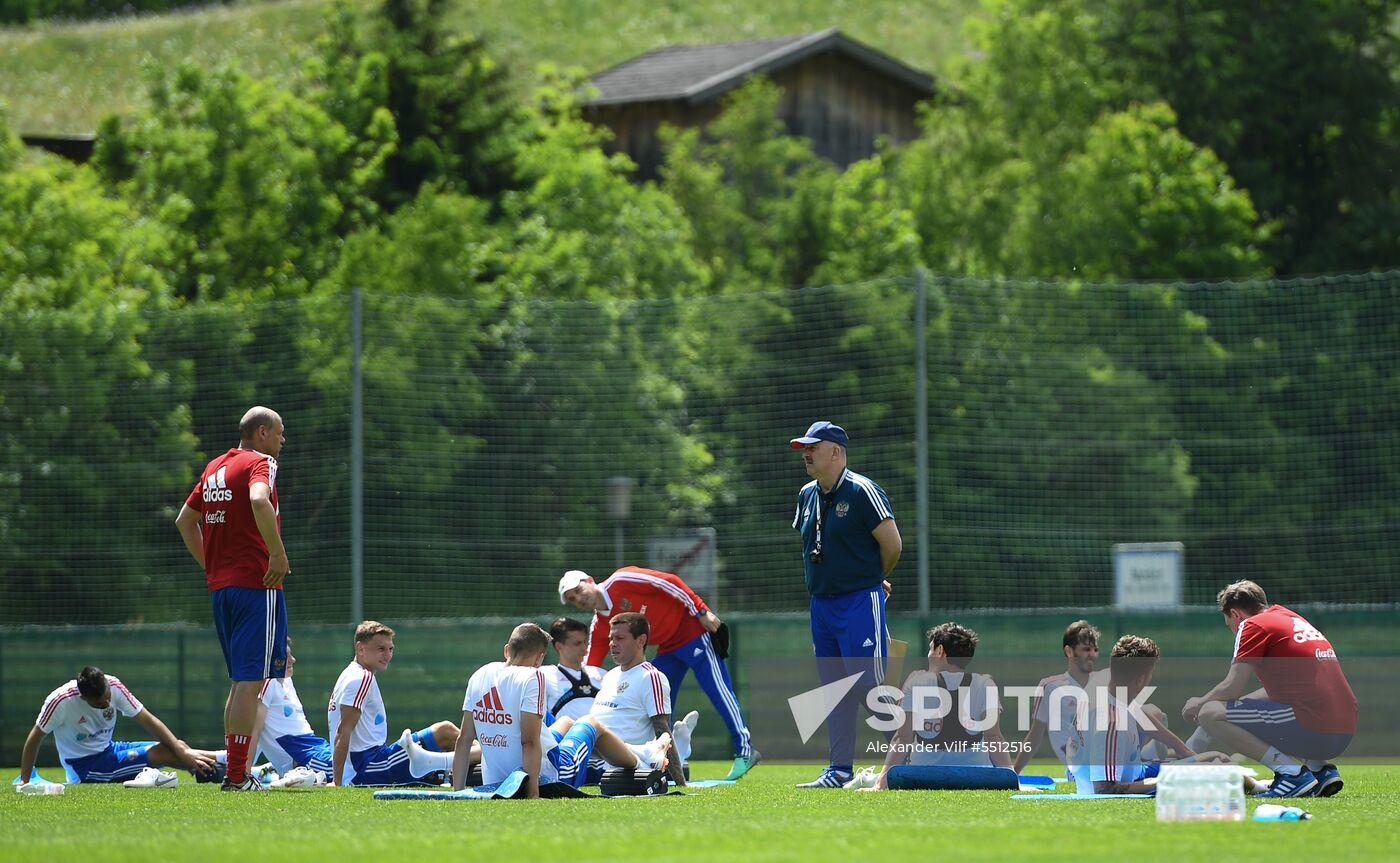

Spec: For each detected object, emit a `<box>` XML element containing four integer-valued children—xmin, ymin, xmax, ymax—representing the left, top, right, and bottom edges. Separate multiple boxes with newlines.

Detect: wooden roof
<box><xmin>587</xmin><ymin>28</ymin><xmax>934</xmax><ymax>107</ymax></box>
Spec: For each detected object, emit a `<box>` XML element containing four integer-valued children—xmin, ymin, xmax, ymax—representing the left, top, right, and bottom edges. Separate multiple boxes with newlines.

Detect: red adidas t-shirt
<box><xmin>1232</xmin><ymin>604</ymin><xmax>1357</xmax><ymax>734</ymax></box>
<box><xmin>586</xmin><ymin>567</ymin><xmax>710</xmax><ymax>666</ymax></box>
<box><xmin>184</xmin><ymin>448</ymin><xmax>281</xmax><ymax>592</ymax></box>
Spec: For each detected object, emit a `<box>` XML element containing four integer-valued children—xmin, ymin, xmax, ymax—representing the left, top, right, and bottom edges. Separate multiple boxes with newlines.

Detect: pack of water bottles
<box><xmin>1154</xmin><ymin>764</ymin><xmax>1252</xmax><ymax>822</ymax></box>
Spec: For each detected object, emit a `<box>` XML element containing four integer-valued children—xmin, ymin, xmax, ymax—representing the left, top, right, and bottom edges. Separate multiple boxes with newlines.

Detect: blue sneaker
<box><xmin>796</xmin><ymin>767</ymin><xmax>853</xmax><ymax>789</ymax></box>
<box><xmin>1311</xmin><ymin>764</ymin><xmax>1343</xmax><ymax>797</ymax></box>
<box><xmin>1257</xmin><ymin>769</ymin><xmax>1318</xmax><ymax>798</ymax></box>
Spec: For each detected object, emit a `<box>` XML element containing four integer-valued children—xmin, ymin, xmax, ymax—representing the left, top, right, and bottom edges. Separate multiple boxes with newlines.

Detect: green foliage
<box><xmin>0</xmin><ymin>0</ymin><xmax>234</xmax><ymax>26</ymax></box>
<box><xmin>660</xmin><ymin>78</ymin><xmax>839</xmax><ymax>291</ymax></box>
<box><xmin>92</xmin><ymin>61</ymin><xmax>393</xmax><ymax>302</ymax></box>
<box><xmin>0</xmin><ymin>155</ymin><xmax>196</xmax><ymax>623</ymax></box>
<box><xmin>309</xmin><ymin>0</ymin><xmax>532</xmax><ymax>212</ymax></box>
<box><xmin>1085</xmin><ymin>0</ymin><xmax>1400</xmax><ymax>274</ymax></box>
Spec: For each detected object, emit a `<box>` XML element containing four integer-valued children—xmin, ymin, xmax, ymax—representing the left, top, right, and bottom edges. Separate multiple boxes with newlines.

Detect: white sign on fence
<box><xmin>647</xmin><ymin>527</ymin><xmax>719</xmax><ymax>604</ymax></box>
<box><xmin>1113</xmin><ymin>542</ymin><xmax>1184</xmax><ymax>608</ymax></box>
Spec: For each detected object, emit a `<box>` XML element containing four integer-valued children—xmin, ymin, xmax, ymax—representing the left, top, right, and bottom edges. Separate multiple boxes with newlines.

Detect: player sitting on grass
<box><xmin>454</xmin><ymin>622</ymin><xmax>672</xmax><ymax>798</ymax></box>
<box><xmin>544</xmin><ymin>616</ymin><xmax>608</xmax><ymax>783</ymax></box>
<box><xmin>328</xmin><ymin>620</ymin><xmax>460</xmax><ymax>787</ymax></box>
<box><xmin>864</xmin><ymin>622</ymin><xmax>1012</xmax><ymax>790</ymax></box>
<box><xmin>248</xmin><ymin>639</ymin><xmax>334</xmax><ymax>787</ymax></box>
<box><xmin>1182</xmin><ymin>581</ymin><xmax>1356</xmax><ymax>798</ymax></box>
<box><xmin>1013</xmin><ymin>620</ymin><xmax>1101</xmax><ymax>775</ymax></box>
<box><xmin>1068</xmin><ymin>635</ymin><xmax>1244</xmax><ymax>795</ymax></box>
<box><xmin>19</xmin><ymin>666</ymin><xmax>223</xmax><ymax>788</ymax></box>
<box><xmin>585</xmin><ymin>612</ymin><xmax>691</xmax><ymax>787</ymax></box>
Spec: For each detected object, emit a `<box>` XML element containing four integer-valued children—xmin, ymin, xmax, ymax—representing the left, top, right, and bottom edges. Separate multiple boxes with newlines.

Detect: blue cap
<box><xmin>790</xmin><ymin>421</ymin><xmax>848</xmax><ymax>449</ymax></box>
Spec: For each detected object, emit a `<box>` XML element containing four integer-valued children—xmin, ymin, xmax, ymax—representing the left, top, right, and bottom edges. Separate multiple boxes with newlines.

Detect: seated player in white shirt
<box><xmin>585</xmin><ymin>612</ymin><xmax>688</xmax><ymax>787</ymax></box>
<box><xmin>869</xmin><ymin>622</ymin><xmax>1012</xmax><ymax>789</ymax></box>
<box><xmin>1013</xmin><ymin>620</ymin><xmax>1101</xmax><ymax>775</ymax></box>
<box><xmin>1067</xmin><ymin>635</ymin><xmax>1240</xmax><ymax>795</ymax></box>
<box><xmin>544</xmin><ymin>617</ymin><xmax>606</xmax><ymax>720</ymax></box>
<box><xmin>454</xmin><ymin>622</ymin><xmax>671</xmax><ymax>798</ymax></box>
<box><xmin>327</xmin><ymin>620</ymin><xmax>460</xmax><ymax>786</ymax></box>
<box><xmin>248</xmin><ymin>640</ymin><xmax>333</xmax><ymax>785</ymax></box>
<box><xmin>18</xmin><ymin>666</ymin><xmax>221</xmax><ymax>786</ymax></box>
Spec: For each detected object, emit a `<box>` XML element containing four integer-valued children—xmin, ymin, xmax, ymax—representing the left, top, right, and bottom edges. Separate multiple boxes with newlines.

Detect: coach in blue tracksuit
<box><xmin>790</xmin><ymin>421</ymin><xmax>902</xmax><ymax>788</ymax></box>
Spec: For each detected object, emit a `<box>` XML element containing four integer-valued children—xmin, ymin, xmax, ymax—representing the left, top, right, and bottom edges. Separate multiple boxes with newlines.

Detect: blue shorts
<box><xmin>810</xmin><ymin>586</ymin><xmax>889</xmax><ymax>686</ymax></box>
<box><xmin>67</xmin><ymin>741</ymin><xmax>155</xmax><ymax>783</ymax></box>
<box><xmin>349</xmin><ymin>727</ymin><xmax>438</xmax><ymax>786</ymax></box>
<box><xmin>211</xmin><ymin>586</ymin><xmax>289</xmax><ymax>681</ymax></box>
<box><xmin>1224</xmin><ymin>698</ymin><xmax>1353</xmax><ymax>760</ymax></box>
<box><xmin>277</xmin><ymin>732</ymin><xmax>333</xmax><ymax>775</ymax></box>
<box><xmin>547</xmin><ymin>721</ymin><xmax>598</xmax><ymax>789</ymax></box>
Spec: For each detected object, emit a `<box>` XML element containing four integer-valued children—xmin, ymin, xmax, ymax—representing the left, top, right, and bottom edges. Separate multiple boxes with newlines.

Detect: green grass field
<box><xmin>0</xmin><ymin>0</ymin><xmax>979</xmax><ymax>134</ymax></box>
<box><xmin>4</xmin><ymin>762</ymin><xmax>1399</xmax><ymax>862</ymax></box>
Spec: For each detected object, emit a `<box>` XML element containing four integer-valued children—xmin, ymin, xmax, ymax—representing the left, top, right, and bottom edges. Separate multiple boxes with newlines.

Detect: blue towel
<box><xmin>374</xmin><ymin>770</ymin><xmax>528</xmax><ymax>800</ymax></box>
<box><xmin>12</xmin><ymin>771</ymin><xmax>57</xmax><ymax>786</ymax></box>
<box><xmin>1010</xmin><ymin>792</ymin><xmax>1154</xmax><ymax>799</ymax></box>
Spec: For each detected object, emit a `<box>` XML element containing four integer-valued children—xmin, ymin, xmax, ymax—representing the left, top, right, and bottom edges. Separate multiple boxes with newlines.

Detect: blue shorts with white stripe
<box><xmin>211</xmin><ymin>586</ymin><xmax>289</xmax><ymax>681</ymax></box>
<box><xmin>66</xmin><ymin>740</ymin><xmax>155</xmax><ymax>783</ymax></box>
<box><xmin>1224</xmin><ymin>698</ymin><xmax>1352</xmax><ymax>760</ymax></box>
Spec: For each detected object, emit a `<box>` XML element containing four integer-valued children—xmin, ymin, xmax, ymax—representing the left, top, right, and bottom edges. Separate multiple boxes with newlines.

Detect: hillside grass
<box><xmin>3</xmin><ymin>761</ymin><xmax>1399</xmax><ymax>863</ymax></box>
<box><xmin>0</xmin><ymin>0</ymin><xmax>980</xmax><ymax>133</ymax></box>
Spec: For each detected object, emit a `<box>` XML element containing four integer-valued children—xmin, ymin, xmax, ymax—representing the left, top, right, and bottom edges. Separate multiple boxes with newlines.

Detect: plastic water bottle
<box><xmin>17</xmin><ymin>781</ymin><xmax>64</xmax><ymax>795</ymax></box>
<box><xmin>1255</xmin><ymin>803</ymin><xmax>1312</xmax><ymax>821</ymax></box>
<box><xmin>1156</xmin><ymin>764</ymin><xmax>1247</xmax><ymax>822</ymax></box>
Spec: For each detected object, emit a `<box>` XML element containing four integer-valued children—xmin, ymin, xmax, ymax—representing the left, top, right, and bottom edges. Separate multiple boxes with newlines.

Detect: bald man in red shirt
<box><xmin>560</xmin><ymin>567</ymin><xmax>758</xmax><ymax>780</ymax></box>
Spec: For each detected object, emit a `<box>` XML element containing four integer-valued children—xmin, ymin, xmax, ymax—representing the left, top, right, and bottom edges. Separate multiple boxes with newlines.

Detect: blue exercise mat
<box><xmin>1017</xmin><ymin>775</ymin><xmax>1056</xmax><ymax>789</ymax></box>
<box><xmin>1010</xmin><ymin>793</ymin><xmax>1154</xmax><ymax>799</ymax></box>
<box><xmin>888</xmin><ymin>764</ymin><xmax>1020</xmax><ymax>791</ymax></box>
<box><xmin>687</xmin><ymin>779</ymin><xmax>736</xmax><ymax>788</ymax></box>
<box><xmin>374</xmin><ymin>770</ymin><xmax>528</xmax><ymax>801</ymax></box>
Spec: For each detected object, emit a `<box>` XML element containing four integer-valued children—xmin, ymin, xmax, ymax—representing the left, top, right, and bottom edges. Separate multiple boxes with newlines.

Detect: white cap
<box><xmin>558</xmin><ymin>570</ymin><xmax>591</xmax><ymax>605</ymax></box>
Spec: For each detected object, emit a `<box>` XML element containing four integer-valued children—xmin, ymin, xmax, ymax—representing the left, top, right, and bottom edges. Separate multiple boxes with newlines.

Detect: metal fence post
<box><xmin>351</xmin><ymin>287</ymin><xmax>365</xmax><ymax>625</ymax></box>
<box><xmin>915</xmin><ymin>269</ymin><xmax>931</xmax><ymax>617</ymax></box>
<box><xmin>177</xmin><ymin>627</ymin><xmax>187</xmax><ymax>735</ymax></box>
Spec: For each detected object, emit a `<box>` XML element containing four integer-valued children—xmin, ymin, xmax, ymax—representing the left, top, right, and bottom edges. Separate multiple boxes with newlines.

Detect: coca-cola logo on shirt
<box><xmin>479</xmin><ymin>733</ymin><xmax>509</xmax><ymax>748</ymax></box>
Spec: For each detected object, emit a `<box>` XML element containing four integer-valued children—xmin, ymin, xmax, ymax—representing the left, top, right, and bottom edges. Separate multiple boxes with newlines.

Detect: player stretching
<box><xmin>327</xmin><ymin>621</ymin><xmax>460</xmax><ymax>786</ymax></box>
<box><xmin>585</xmin><ymin>613</ymin><xmax>690</xmax><ymax>787</ymax></box>
<box><xmin>456</xmin><ymin>623</ymin><xmax>671</xmax><ymax>798</ymax></box>
<box><xmin>560</xmin><ymin>567</ymin><xmax>756</xmax><ymax>780</ymax></box>
<box><xmin>175</xmin><ymin>406</ymin><xmax>290</xmax><ymax>791</ymax></box>
<box><xmin>18</xmin><ymin>666</ymin><xmax>221</xmax><ymax>788</ymax></box>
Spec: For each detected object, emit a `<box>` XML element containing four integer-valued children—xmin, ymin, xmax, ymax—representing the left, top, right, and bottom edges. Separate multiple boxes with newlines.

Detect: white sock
<box><xmin>400</xmin><ymin>728</ymin><xmax>454</xmax><ymax>776</ymax></box>
<box><xmin>1261</xmin><ymin>746</ymin><xmax>1301</xmax><ymax>774</ymax></box>
<box><xmin>673</xmin><ymin>710</ymin><xmax>698</xmax><ymax>763</ymax></box>
<box><xmin>1305</xmin><ymin>759</ymin><xmax>1327</xmax><ymax>772</ymax></box>
<box><xmin>1185</xmin><ymin>727</ymin><xmax>1212</xmax><ymax>753</ymax></box>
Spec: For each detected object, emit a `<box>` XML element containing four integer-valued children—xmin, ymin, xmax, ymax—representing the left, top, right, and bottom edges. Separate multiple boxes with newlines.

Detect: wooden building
<box><xmin>584</xmin><ymin>28</ymin><xmax>935</xmax><ymax>179</ymax></box>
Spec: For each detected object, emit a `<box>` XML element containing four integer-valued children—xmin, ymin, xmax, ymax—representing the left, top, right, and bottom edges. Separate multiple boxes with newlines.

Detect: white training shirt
<box><xmin>902</xmin><ymin>669</ymin><xmax>999</xmax><ymax>767</ymax></box>
<box><xmin>1032</xmin><ymin>672</ymin><xmax>1093</xmax><ymax>765</ymax></box>
<box><xmin>328</xmin><ymin>660</ymin><xmax>387</xmax><ymax>784</ymax></box>
<box><xmin>258</xmin><ymin>677</ymin><xmax>317</xmax><ymax>775</ymax></box>
<box><xmin>36</xmin><ymin>675</ymin><xmax>144</xmax><ymax>764</ymax></box>
<box><xmin>590</xmin><ymin>661</ymin><xmax>671</xmax><ymax>745</ymax></box>
<box><xmin>1067</xmin><ymin>691</ymin><xmax>1148</xmax><ymax>786</ymax></box>
<box><xmin>542</xmin><ymin>664</ymin><xmax>606</xmax><ymax>722</ymax></box>
<box><xmin>464</xmin><ymin>662</ymin><xmax>559</xmax><ymax>786</ymax></box>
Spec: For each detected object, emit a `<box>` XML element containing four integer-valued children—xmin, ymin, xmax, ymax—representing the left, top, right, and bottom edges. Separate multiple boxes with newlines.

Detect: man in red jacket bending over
<box><xmin>560</xmin><ymin>567</ymin><xmax>758</xmax><ymax>781</ymax></box>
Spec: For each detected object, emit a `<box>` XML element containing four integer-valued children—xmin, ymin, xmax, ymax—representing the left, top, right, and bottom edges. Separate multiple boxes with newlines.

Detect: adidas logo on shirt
<box><xmin>472</xmin><ymin>686</ymin><xmax>513</xmax><ymax>725</ymax></box>
<box><xmin>202</xmin><ymin>466</ymin><xmax>233</xmax><ymax>502</ymax></box>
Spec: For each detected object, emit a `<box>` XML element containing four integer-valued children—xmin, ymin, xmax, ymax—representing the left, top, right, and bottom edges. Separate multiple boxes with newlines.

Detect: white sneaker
<box><xmin>123</xmin><ymin>767</ymin><xmax>178</xmax><ymax>788</ymax></box>
<box><xmin>250</xmin><ymin>763</ymin><xmax>279</xmax><ymax>784</ymax></box>
<box><xmin>842</xmin><ymin>766</ymin><xmax>880</xmax><ymax>790</ymax></box>
<box><xmin>630</xmin><ymin>733</ymin><xmax>673</xmax><ymax>771</ymax></box>
<box><xmin>271</xmin><ymin>766</ymin><xmax>327</xmax><ymax>789</ymax></box>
